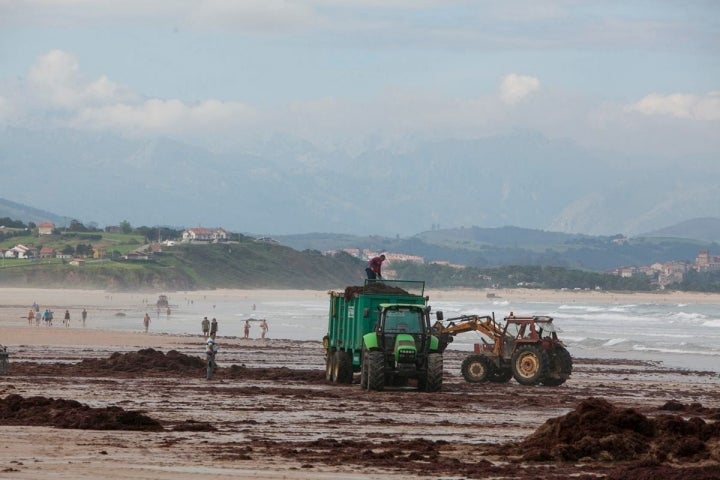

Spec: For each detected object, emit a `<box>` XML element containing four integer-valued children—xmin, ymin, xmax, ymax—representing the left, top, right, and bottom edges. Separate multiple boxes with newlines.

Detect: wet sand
<box><xmin>1</xmin><ymin>288</ymin><xmax>719</xmax><ymax>479</ymax></box>
<box><xmin>0</xmin><ymin>325</ymin><xmax>719</xmax><ymax>479</ymax></box>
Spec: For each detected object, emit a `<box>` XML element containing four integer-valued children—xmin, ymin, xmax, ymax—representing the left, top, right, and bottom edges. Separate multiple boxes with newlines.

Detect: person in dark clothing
<box><xmin>365</xmin><ymin>254</ymin><xmax>386</xmax><ymax>280</ymax></box>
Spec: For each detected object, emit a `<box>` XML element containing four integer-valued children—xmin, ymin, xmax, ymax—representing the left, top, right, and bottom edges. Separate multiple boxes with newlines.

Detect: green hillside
<box><xmin>0</xmin><ymin>242</ymin><xmax>367</xmax><ymax>290</ymax></box>
<box><xmin>1</xmin><ymin>215</ymin><xmax>718</xmax><ymax>292</ymax></box>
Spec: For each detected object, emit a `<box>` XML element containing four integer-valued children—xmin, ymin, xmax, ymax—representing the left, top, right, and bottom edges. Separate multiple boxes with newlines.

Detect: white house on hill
<box><xmin>181</xmin><ymin>227</ymin><xmax>229</xmax><ymax>243</ymax></box>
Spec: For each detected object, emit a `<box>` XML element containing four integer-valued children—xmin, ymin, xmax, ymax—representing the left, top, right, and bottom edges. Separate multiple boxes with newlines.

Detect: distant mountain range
<box><xmin>1</xmin><ymin>127</ymin><xmax>718</xmax><ymax>237</ymax></box>
<box><xmin>273</xmin><ymin>221</ymin><xmax>720</xmax><ymax>271</ymax></box>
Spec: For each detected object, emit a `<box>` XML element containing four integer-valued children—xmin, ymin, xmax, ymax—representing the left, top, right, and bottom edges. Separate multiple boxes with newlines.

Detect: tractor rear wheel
<box><xmin>325</xmin><ymin>348</ymin><xmax>336</xmax><ymax>382</ymax></box>
<box><xmin>333</xmin><ymin>350</ymin><xmax>353</xmax><ymax>384</ymax></box>
<box><xmin>461</xmin><ymin>355</ymin><xmax>492</xmax><ymax>383</ymax></box>
<box><xmin>422</xmin><ymin>353</ymin><xmax>443</xmax><ymax>392</ymax></box>
<box><xmin>541</xmin><ymin>346</ymin><xmax>572</xmax><ymax>386</ymax></box>
<box><xmin>366</xmin><ymin>350</ymin><xmax>386</xmax><ymax>391</ymax></box>
<box><xmin>511</xmin><ymin>345</ymin><xmax>549</xmax><ymax>386</ymax></box>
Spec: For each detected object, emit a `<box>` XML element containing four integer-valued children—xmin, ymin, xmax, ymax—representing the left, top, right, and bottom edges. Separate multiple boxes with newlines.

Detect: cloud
<box><xmin>25</xmin><ymin>50</ymin><xmax>138</xmax><ymax>109</ymax></box>
<box><xmin>625</xmin><ymin>91</ymin><xmax>720</xmax><ymax>121</ymax></box>
<box><xmin>3</xmin><ymin>49</ymin><xmax>718</xmax><ymax>160</ymax></box>
<box><xmin>499</xmin><ymin>74</ymin><xmax>540</xmax><ymax>105</ymax></box>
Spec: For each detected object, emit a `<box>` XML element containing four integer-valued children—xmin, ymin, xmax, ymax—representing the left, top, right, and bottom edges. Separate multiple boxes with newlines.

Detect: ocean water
<box><xmin>81</xmin><ymin>291</ymin><xmax>720</xmax><ymax>373</ymax></box>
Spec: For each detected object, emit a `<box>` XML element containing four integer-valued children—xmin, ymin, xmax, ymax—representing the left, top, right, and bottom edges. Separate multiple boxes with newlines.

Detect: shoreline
<box><xmin>1</xmin><ymin>286</ymin><xmax>718</xmax><ymax>307</ymax></box>
<box><xmin>2</xmin><ymin>286</ymin><xmax>718</xmax><ymax>374</ymax></box>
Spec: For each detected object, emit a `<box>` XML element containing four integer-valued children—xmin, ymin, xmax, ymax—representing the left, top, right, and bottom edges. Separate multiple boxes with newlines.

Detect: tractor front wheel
<box><xmin>461</xmin><ymin>355</ymin><xmax>492</xmax><ymax>383</ymax></box>
<box><xmin>365</xmin><ymin>350</ymin><xmax>386</xmax><ymax>391</ymax></box>
<box><xmin>422</xmin><ymin>353</ymin><xmax>443</xmax><ymax>392</ymax></box>
<box><xmin>511</xmin><ymin>345</ymin><xmax>549</xmax><ymax>386</ymax></box>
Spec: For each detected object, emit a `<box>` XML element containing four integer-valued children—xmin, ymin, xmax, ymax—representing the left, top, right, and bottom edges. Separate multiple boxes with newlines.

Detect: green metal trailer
<box><xmin>323</xmin><ymin>279</ymin><xmax>443</xmax><ymax>391</ymax></box>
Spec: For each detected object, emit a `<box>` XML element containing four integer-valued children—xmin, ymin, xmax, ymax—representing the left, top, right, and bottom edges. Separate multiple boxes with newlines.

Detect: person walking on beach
<box><xmin>143</xmin><ymin>313</ymin><xmax>151</xmax><ymax>333</ymax></box>
<box><xmin>365</xmin><ymin>254</ymin><xmax>386</xmax><ymax>280</ymax></box>
<box><xmin>81</xmin><ymin>308</ymin><xmax>87</xmax><ymax>327</ymax></box>
<box><xmin>201</xmin><ymin>317</ymin><xmax>210</xmax><ymax>337</ymax></box>
<box><xmin>43</xmin><ymin>309</ymin><xmax>52</xmax><ymax>326</ymax></box>
<box><xmin>243</xmin><ymin>319</ymin><xmax>251</xmax><ymax>339</ymax></box>
<box><xmin>260</xmin><ymin>319</ymin><xmax>269</xmax><ymax>339</ymax></box>
<box><xmin>27</xmin><ymin>309</ymin><xmax>35</xmax><ymax>326</ymax></box>
<box><xmin>205</xmin><ymin>333</ymin><xmax>218</xmax><ymax>380</ymax></box>
<box><xmin>63</xmin><ymin>310</ymin><xmax>70</xmax><ymax>328</ymax></box>
<box><xmin>210</xmin><ymin>318</ymin><xmax>218</xmax><ymax>336</ymax></box>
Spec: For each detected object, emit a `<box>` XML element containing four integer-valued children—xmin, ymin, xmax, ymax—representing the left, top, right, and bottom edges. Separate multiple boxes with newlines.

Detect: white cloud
<box><xmin>3</xmin><ymin>49</ymin><xmax>719</xmax><ymax>160</ymax></box>
<box><xmin>26</xmin><ymin>50</ymin><xmax>137</xmax><ymax>109</ymax></box>
<box><xmin>499</xmin><ymin>74</ymin><xmax>540</xmax><ymax>105</ymax></box>
<box><xmin>625</xmin><ymin>91</ymin><xmax>720</xmax><ymax>121</ymax></box>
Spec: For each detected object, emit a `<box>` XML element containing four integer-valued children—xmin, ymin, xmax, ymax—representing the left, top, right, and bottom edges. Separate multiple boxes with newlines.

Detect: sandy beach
<box><xmin>1</xmin><ymin>288</ymin><xmax>719</xmax><ymax>479</ymax></box>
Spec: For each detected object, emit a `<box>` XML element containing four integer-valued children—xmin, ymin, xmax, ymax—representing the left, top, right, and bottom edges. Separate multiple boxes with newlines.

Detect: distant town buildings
<box><xmin>696</xmin><ymin>249</ymin><xmax>720</xmax><ymax>272</ymax></box>
<box><xmin>609</xmin><ymin>249</ymin><xmax>720</xmax><ymax>288</ymax></box>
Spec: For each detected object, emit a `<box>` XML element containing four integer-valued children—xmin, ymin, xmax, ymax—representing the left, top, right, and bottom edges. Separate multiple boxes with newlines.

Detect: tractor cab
<box><xmin>377</xmin><ymin>304</ymin><xmax>429</xmax><ymax>371</ymax></box>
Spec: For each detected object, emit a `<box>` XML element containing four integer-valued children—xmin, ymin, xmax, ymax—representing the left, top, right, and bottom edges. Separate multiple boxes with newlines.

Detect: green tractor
<box><xmin>360</xmin><ymin>303</ymin><xmax>443</xmax><ymax>391</ymax></box>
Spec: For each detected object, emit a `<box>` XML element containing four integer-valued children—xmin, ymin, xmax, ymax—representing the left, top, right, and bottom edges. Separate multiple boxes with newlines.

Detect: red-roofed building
<box><xmin>38</xmin><ymin>222</ymin><xmax>55</xmax><ymax>235</ymax></box>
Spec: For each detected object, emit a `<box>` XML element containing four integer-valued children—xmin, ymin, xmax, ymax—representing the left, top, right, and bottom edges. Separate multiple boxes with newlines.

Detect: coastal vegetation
<box><xmin>1</xmin><ymin>218</ymin><xmax>718</xmax><ymax>292</ymax></box>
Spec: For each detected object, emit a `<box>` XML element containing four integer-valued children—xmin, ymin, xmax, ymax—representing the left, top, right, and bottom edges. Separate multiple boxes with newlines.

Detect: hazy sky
<box><xmin>1</xmin><ymin>1</ymin><xmax>719</xmax><ymax>161</ymax></box>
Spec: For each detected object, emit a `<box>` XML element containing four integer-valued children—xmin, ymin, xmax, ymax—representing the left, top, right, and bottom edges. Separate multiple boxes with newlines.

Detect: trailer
<box><xmin>323</xmin><ymin>279</ymin><xmax>443</xmax><ymax>391</ymax></box>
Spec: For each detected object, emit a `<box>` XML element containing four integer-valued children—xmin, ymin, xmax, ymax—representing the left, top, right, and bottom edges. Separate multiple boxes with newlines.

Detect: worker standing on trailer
<box><xmin>366</xmin><ymin>254</ymin><xmax>386</xmax><ymax>280</ymax></box>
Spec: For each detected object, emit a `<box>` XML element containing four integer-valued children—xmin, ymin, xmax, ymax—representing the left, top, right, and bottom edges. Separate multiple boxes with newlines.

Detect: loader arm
<box><xmin>433</xmin><ymin>315</ymin><xmax>506</xmax><ymax>356</ymax></box>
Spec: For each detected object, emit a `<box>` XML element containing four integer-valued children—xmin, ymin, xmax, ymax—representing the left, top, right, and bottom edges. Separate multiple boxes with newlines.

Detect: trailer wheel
<box><xmin>461</xmin><ymin>355</ymin><xmax>491</xmax><ymax>383</ymax></box>
<box><xmin>511</xmin><ymin>345</ymin><xmax>549</xmax><ymax>386</ymax></box>
<box><xmin>334</xmin><ymin>350</ymin><xmax>353</xmax><ymax>384</ymax></box>
<box><xmin>325</xmin><ymin>348</ymin><xmax>336</xmax><ymax>382</ymax></box>
<box><xmin>488</xmin><ymin>367</ymin><xmax>513</xmax><ymax>383</ymax></box>
<box><xmin>366</xmin><ymin>351</ymin><xmax>385</xmax><ymax>391</ymax></box>
<box><xmin>422</xmin><ymin>353</ymin><xmax>443</xmax><ymax>392</ymax></box>
<box><xmin>541</xmin><ymin>346</ymin><xmax>572</xmax><ymax>386</ymax></box>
